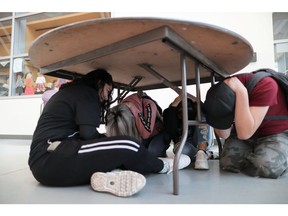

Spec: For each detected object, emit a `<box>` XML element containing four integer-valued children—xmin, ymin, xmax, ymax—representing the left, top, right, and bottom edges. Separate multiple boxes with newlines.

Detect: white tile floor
<box><xmin>1</xmin><ymin>139</ymin><xmax>288</xmax><ymax>205</ymax></box>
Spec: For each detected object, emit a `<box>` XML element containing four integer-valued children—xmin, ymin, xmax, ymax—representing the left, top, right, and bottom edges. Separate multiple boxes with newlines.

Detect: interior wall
<box><xmin>0</xmin><ymin>13</ymin><xmax>275</xmax><ymax>136</ymax></box>
<box><xmin>0</xmin><ymin>96</ymin><xmax>42</xmax><ymax>136</ymax></box>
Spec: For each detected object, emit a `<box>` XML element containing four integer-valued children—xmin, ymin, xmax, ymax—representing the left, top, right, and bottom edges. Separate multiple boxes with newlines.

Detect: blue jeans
<box><xmin>173</xmin><ymin>125</ymin><xmax>213</xmax><ymax>161</ymax></box>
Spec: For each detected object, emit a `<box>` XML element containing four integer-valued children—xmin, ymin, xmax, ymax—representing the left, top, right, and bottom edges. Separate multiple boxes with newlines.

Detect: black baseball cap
<box><xmin>203</xmin><ymin>81</ymin><xmax>236</xmax><ymax>129</ymax></box>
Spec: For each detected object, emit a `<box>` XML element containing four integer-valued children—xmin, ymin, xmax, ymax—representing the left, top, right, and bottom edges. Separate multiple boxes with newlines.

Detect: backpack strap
<box><xmin>246</xmin><ymin>71</ymin><xmax>271</xmax><ymax>95</ymax></box>
<box><xmin>246</xmin><ymin>70</ymin><xmax>288</xmax><ymax>120</ymax></box>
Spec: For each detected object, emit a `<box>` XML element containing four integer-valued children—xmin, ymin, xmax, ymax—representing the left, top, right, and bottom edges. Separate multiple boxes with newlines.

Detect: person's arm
<box><xmin>79</xmin><ymin>125</ymin><xmax>105</xmax><ymax>140</ymax></box>
<box><xmin>163</xmin><ymin>106</ymin><xmax>178</xmax><ymax>137</ymax></box>
<box><xmin>163</xmin><ymin>96</ymin><xmax>182</xmax><ymax>141</ymax></box>
<box><xmin>76</xmin><ymin>96</ymin><xmax>104</xmax><ymax>140</ymax></box>
<box><xmin>214</xmin><ymin>127</ymin><xmax>232</xmax><ymax>139</ymax></box>
<box><xmin>222</xmin><ymin>77</ymin><xmax>269</xmax><ymax>140</ymax></box>
<box><xmin>170</xmin><ymin>96</ymin><xmax>182</xmax><ymax>107</ymax></box>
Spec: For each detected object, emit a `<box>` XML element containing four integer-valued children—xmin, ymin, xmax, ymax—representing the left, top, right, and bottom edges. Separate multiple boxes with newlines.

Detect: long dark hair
<box><xmin>60</xmin><ymin>69</ymin><xmax>114</xmax><ymax>120</ymax></box>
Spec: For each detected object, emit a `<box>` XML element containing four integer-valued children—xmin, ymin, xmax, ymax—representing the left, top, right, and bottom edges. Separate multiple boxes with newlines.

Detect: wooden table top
<box><xmin>29</xmin><ymin>17</ymin><xmax>254</xmax><ymax>90</ymax></box>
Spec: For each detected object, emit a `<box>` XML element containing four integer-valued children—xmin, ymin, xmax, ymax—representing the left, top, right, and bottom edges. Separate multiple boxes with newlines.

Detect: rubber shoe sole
<box><xmin>91</xmin><ymin>170</ymin><xmax>146</xmax><ymax>197</ymax></box>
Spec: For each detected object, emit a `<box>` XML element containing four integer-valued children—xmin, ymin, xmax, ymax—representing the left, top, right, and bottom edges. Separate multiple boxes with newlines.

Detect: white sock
<box><xmin>159</xmin><ymin>161</ymin><xmax>169</xmax><ymax>173</ymax></box>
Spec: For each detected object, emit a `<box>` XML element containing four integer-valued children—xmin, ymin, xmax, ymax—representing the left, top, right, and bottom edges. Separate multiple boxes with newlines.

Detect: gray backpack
<box><xmin>246</xmin><ymin>68</ymin><xmax>288</xmax><ymax>120</ymax></box>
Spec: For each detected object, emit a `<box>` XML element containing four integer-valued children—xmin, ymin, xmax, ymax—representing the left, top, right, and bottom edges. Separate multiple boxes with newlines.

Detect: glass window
<box><xmin>11</xmin><ymin>57</ymin><xmax>32</xmax><ymax>96</ymax></box>
<box><xmin>0</xmin><ymin>19</ymin><xmax>12</xmax><ymax>57</ymax></box>
<box><xmin>274</xmin><ymin>42</ymin><xmax>288</xmax><ymax>74</ymax></box>
<box><xmin>273</xmin><ymin>12</ymin><xmax>288</xmax><ymax>74</ymax></box>
<box><xmin>1</xmin><ymin>12</ymin><xmax>111</xmax><ymax>97</ymax></box>
<box><xmin>0</xmin><ymin>13</ymin><xmax>12</xmax><ymax>19</ymax></box>
<box><xmin>0</xmin><ymin>59</ymin><xmax>10</xmax><ymax>97</ymax></box>
<box><xmin>15</xmin><ymin>12</ymin><xmax>29</xmax><ymax>16</ymax></box>
<box><xmin>13</xmin><ymin>12</ymin><xmax>77</xmax><ymax>55</ymax></box>
<box><xmin>11</xmin><ymin>57</ymin><xmax>70</xmax><ymax>96</ymax></box>
<box><xmin>273</xmin><ymin>12</ymin><xmax>288</xmax><ymax>41</ymax></box>
<box><xmin>13</xmin><ymin>12</ymin><xmax>109</xmax><ymax>55</ymax></box>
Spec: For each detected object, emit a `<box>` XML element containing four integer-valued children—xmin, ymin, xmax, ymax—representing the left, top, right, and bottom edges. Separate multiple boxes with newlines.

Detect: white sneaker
<box><xmin>194</xmin><ymin>150</ymin><xmax>209</xmax><ymax>170</ymax></box>
<box><xmin>91</xmin><ymin>170</ymin><xmax>146</xmax><ymax>197</ymax></box>
<box><xmin>159</xmin><ymin>154</ymin><xmax>191</xmax><ymax>174</ymax></box>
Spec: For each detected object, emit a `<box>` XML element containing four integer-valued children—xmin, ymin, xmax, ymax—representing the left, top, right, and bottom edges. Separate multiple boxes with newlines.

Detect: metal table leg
<box><xmin>173</xmin><ymin>53</ymin><xmax>189</xmax><ymax>195</ymax></box>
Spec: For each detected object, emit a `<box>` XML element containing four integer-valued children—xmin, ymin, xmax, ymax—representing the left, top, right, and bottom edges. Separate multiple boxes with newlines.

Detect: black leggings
<box><xmin>29</xmin><ymin>135</ymin><xmax>164</xmax><ymax>186</ymax></box>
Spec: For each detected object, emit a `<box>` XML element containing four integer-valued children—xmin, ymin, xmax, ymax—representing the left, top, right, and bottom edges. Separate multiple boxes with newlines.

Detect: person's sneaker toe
<box><xmin>194</xmin><ymin>150</ymin><xmax>209</xmax><ymax>170</ymax></box>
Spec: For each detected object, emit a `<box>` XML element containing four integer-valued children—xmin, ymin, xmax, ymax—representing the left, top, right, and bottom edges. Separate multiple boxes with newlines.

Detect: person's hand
<box><xmin>223</xmin><ymin>77</ymin><xmax>245</xmax><ymax>93</ymax></box>
<box><xmin>170</xmin><ymin>96</ymin><xmax>182</xmax><ymax>107</ymax></box>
